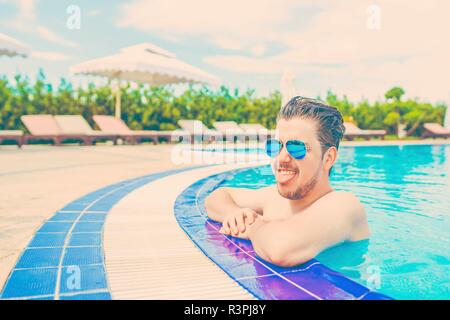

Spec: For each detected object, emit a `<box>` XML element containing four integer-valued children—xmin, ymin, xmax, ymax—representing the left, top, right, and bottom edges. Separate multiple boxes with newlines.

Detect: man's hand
<box><xmin>219</xmin><ymin>208</ymin><xmax>258</xmax><ymax>239</ymax></box>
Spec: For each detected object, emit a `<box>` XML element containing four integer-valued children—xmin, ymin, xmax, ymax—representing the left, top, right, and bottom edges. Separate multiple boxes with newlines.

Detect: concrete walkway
<box><xmin>0</xmin><ymin>144</ymin><xmax>187</xmax><ymax>291</ymax></box>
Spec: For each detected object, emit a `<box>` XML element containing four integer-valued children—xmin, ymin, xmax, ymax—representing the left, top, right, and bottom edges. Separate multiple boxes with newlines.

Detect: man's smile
<box><xmin>276</xmin><ymin>168</ymin><xmax>298</xmax><ymax>184</ymax></box>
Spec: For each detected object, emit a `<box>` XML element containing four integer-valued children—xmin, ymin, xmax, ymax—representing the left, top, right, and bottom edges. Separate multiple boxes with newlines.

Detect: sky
<box><xmin>0</xmin><ymin>0</ymin><xmax>449</xmax><ymax>103</ymax></box>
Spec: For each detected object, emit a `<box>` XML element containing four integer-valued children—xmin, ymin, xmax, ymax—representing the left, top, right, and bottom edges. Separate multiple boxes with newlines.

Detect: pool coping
<box><xmin>103</xmin><ymin>163</ymin><xmax>261</xmax><ymax>299</ymax></box>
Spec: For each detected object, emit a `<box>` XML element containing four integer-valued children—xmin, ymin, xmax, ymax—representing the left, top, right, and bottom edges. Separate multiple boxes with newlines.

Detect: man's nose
<box><xmin>277</xmin><ymin>146</ymin><xmax>292</xmax><ymax>163</ymax></box>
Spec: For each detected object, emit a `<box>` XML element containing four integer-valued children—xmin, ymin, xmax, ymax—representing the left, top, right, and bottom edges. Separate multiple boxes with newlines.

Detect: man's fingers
<box><xmin>245</xmin><ymin>211</ymin><xmax>256</xmax><ymax>224</ymax></box>
<box><xmin>236</xmin><ymin>213</ymin><xmax>246</xmax><ymax>233</ymax></box>
<box><xmin>222</xmin><ymin>219</ymin><xmax>230</xmax><ymax>234</ymax></box>
<box><xmin>222</xmin><ymin>209</ymin><xmax>259</xmax><ymax>238</ymax></box>
<box><xmin>231</xmin><ymin>217</ymin><xmax>239</xmax><ymax>235</ymax></box>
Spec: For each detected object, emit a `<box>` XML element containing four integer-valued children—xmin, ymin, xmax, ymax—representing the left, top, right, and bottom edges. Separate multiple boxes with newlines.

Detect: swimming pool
<box><xmin>216</xmin><ymin>144</ymin><xmax>450</xmax><ymax>300</ymax></box>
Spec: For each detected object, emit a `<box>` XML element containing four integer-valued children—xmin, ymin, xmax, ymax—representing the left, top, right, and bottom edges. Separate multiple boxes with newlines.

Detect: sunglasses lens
<box><xmin>286</xmin><ymin>140</ymin><xmax>307</xmax><ymax>159</ymax></box>
<box><xmin>265</xmin><ymin>139</ymin><xmax>282</xmax><ymax>158</ymax></box>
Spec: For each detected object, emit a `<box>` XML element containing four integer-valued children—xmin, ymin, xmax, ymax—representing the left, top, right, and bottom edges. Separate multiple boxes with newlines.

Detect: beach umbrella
<box><xmin>70</xmin><ymin>43</ymin><xmax>220</xmax><ymax>118</ymax></box>
<box><xmin>0</xmin><ymin>32</ymin><xmax>30</xmax><ymax>57</ymax></box>
<box><xmin>280</xmin><ymin>70</ymin><xmax>297</xmax><ymax>108</ymax></box>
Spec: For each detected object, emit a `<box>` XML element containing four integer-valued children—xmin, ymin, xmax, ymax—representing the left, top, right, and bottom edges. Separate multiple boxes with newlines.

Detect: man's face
<box><xmin>272</xmin><ymin>117</ymin><xmax>326</xmax><ymax>200</ymax></box>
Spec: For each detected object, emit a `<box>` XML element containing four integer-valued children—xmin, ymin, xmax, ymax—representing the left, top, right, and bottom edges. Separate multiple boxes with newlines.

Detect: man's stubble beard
<box><xmin>278</xmin><ymin>165</ymin><xmax>321</xmax><ymax>200</ymax></box>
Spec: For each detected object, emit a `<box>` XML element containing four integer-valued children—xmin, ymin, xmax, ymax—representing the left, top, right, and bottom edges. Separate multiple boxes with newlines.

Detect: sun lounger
<box><xmin>343</xmin><ymin>122</ymin><xmax>386</xmax><ymax>140</ymax></box>
<box><xmin>0</xmin><ymin>130</ymin><xmax>24</xmax><ymax>147</ymax></box>
<box><xmin>93</xmin><ymin>115</ymin><xmax>180</xmax><ymax>144</ymax></box>
<box><xmin>178</xmin><ymin>120</ymin><xmax>221</xmax><ymax>143</ymax></box>
<box><xmin>21</xmin><ymin>115</ymin><xmax>94</xmax><ymax>145</ymax></box>
<box><xmin>239</xmin><ymin>123</ymin><xmax>275</xmax><ymax>141</ymax></box>
<box><xmin>54</xmin><ymin>115</ymin><xmax>119</xmax><ymax>145</ymax></box>
<box><xmin>422</xmin><ymin>123</ymin><xmax>450</xmax><ymax>139</ymax></box>
<box><xmin>213</xmin><ymin>121</ymin><xmax>246</xmax><ymax>142</ymax></box>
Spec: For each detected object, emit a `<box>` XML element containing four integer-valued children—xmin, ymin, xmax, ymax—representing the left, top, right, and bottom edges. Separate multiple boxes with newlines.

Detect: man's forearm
<box><xmin>205</xmin><ymin>189</ymin><xmax>241</xmax><ymax>222</ymax></box>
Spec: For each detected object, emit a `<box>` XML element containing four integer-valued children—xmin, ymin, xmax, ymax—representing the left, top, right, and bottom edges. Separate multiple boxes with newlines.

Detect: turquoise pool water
<box><xmin>218</xmin><ymin>144</ymin><xmax>450</xmax><ymax>300</ymax></box>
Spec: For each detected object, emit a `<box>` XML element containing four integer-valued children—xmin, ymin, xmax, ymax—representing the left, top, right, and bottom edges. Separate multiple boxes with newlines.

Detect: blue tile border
<box><xmin>173</xmin><ymin>166</ymin><xmax>393</xmax><ymax>300</ymax></box>
<box><xmin>29</xmin><ymin>233</ymin><xmax>67</xmax><ymax>248</ymax></box>
<box><xmin>72</xmin><ymin>222</ymin><xmax>104</xmax><ymax>233</ymax></box>
<box><xmin>37</xmin><ymin>222</ymin><xmax>73</xmax><ymax>234</ymax></box>
<box><xmin>0</xmin><ymin>165</ymin><xmax>207</xmax><ymax>300</ymax></box>
<box><xmin>0</xmin><ymin>268</ymin><xmax>58</xmax><ymax>298</ymax></box>
<box><xmin>59</xmin><ymin>291</ymin><xmax>112</xmax><ymax>300</ymax></box>
<box><xmin>68</xmin><ymin>233</ymin><xmax>102</xmax><ymax>247</ymax></box>
<box><xmin>59</xmin><ymin>265</ymin><xmax>108</xmax><ymax>294</ymax></box>
<box><xmin>62</xmin><ymin>247</ymin><xmax>104</xmax><ymax>266</ymax></box>
<box><xmin>15</xmin><ymin>248</ymin><xmax>63</xmax><ymax>269</ymax></box>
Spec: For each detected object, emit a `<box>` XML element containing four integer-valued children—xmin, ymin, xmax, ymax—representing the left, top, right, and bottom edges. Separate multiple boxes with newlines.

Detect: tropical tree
<box><xmin>385</xmin><ymin>86</ymin><xmax>405</xmax><ymax>101</ymax></box>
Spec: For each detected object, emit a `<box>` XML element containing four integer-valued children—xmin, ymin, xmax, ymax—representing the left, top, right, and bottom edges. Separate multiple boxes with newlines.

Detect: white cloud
<box><xmin>36</xmin><ymin>26</ymin><xmax>78</xmax><ymax>48</ymax></box>
<box><xmin>211</xmin><ymin>37</ymin><xmax>243</xmax><ymax>51</ymax></box>
<box><xmin>2</xmin><ymin>0</ymin><xmax>79</xmax><ymax>48</ymax></box>
<box><xmin>31</xmin><ymin>50</ymin><xmax>72</xmax><ymax>61</ymax></box>
<box><xmin>117</xmin><ymin>0</ymin><xmax>306</xmax><ymax>50</ymax></box>
<box><xmin>1</xmin><ymin>0</ymin><xmax>37</xmax><ymax>31</ymax></box>
<box><xmin>118</xmin><ymin>0</ymin><xmax>298</xmax><ymax>36</ymax></box>
<box><xmin>211</xmin><ymin>38</ymin><xmax>267</xmax><ymax>57</ymax></box>
<box><xmin>86</xmin><ymin>9</ymin><xmax>101</xmax><ymax>17</ymax></box>
<box><xmin>16</xmin><ymin>0</ymin><xmax>36</xmax><ymax>21</ymax></box>
<box><xmin>250</xmin><ymin>44</ymin><xmax>267</xmax><ymax>57</ymax></box>
<box><xmin>203</xmin><ymin>0</ymin><xmax>450</xmax><ymax>101</ymax></box>
<box><xmin>204</xmin><ymin>55</ymin><xmax>284</xmax><ymax>74</ymax></box>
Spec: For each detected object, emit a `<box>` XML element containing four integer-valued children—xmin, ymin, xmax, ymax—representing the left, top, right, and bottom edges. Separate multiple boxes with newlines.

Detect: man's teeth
<box><xmin>278</xmin><ymin>169</ymin><xmax>296</xmax><ymax>175</ymax></box>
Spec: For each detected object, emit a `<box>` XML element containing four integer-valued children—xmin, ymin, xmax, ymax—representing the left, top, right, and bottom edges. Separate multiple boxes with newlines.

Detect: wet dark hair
<box><xmin>278</xmin><ymin>96</ymin><xmax>345</xmax><ymax>176</ymax></box>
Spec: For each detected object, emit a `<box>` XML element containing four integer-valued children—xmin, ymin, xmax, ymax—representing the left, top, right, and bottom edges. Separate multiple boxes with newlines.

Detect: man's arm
<box><xmin>247</xmin><ymin>191</ymin><xmax>368</xmax><ymax>267</ymax></box>
<box><xmin>204</xmin><ymin>187</ymin><xmax>268</xmax><ymax>223</ymax></box>
<box><xmin>205</xmin><ymin>186</ymin><xmax>270</xmax><ymax>236</ymax></box>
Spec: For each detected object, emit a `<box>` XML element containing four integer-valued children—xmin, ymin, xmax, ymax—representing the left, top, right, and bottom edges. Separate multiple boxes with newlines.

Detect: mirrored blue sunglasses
<box><xmin>265</xmin><ymin>139</ymin><xmax>308</xmax><ymax>160</ymax></box>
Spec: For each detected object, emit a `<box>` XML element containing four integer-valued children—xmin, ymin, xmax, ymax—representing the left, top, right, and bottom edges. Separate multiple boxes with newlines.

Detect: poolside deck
<box><xmin>0</xmin><ymin>145</ymin><xmax>185</xmax><ymax>292</ymax></box>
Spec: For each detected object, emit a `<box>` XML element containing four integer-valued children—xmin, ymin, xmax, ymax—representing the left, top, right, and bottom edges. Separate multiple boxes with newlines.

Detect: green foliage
<box><xmin>385</xmin><ymin>86</ymin><xmax>405</xmax><ymax>101</ymax></box>
<box><xmin>320</xmin><ymin>87</ymin><xmax>446</xmax><ymax>136</ymax></box>
<box><xmin>0</xmin><ymin>73</ymin><xmax>446</xmax><ymax>138</ymax></box>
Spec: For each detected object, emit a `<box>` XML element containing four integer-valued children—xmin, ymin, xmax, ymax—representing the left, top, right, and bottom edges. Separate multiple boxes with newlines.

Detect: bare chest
<box><xmin>262</xmin><ymin>199</ymin><xmax>295</xmax><ymax>220</ymax></box>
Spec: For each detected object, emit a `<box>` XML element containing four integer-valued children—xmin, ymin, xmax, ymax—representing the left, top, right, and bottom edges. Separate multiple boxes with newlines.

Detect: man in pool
<box><xmin>205</xmin><ymin>96</ymin><xmax>370</xmax><ymax>267</ymax></box>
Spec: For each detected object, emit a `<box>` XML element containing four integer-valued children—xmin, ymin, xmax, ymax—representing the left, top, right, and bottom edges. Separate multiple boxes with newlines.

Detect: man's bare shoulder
<box><xmin>326</xmin><ymin>190</ymin><xmax>361</xmax><ymax>203</ymax></box>
<box><xmin>308</xmin><ymin>190</ymin><xmax>369</xmax><ymax>241</ymax></box>
<box><xmin>330</xmin><ymin>191</ymin><xmax>368</xmax><ymax>228</ymax></box>
<box><xmin>330</xmin><ymin>191</ymin><xmax>369</xmax><ymax>239</ymax></box>
<box><xmin>317</xmin><ymin>190</ymin><xmax>366</xmax><ymax>218</ymax></box>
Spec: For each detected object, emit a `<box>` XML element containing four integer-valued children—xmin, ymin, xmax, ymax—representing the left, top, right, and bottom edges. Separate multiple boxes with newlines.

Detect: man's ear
<box><xmin>323</xmin><ymin>146</ymin><xmax>338</xmax><ymax>172</ymax></box>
